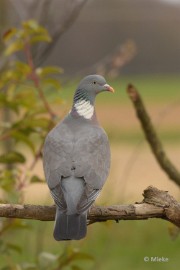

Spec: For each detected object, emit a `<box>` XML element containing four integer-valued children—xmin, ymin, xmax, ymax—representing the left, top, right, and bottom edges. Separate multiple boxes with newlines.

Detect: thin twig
<box><xmin>24</xmin><ymin>41</ymin><xmax>57</xmax><ymax>120</ymax></box>
<box><xmin>127</xmin><ymin>84</ymin><xmax>180</xmax><ymax>187</ymax></box>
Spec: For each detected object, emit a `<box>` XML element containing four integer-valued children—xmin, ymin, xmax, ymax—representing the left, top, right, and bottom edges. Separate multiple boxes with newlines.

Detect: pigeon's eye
<box><xmin>93</xmin><ymin>81</ymin><xmax>96</xmax><ymax>84</ymax></box>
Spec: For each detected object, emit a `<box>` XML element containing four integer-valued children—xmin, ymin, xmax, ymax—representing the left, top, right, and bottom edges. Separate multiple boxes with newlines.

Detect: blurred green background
<box><xmin>2</xmin><ymin>75</ymin><xmax>179</xmax><ymax>270</ymax></box>
<box><xmin>0</xmin><ymin>0</ymin><xmax>180</xmax><ymax>269</ymax></box>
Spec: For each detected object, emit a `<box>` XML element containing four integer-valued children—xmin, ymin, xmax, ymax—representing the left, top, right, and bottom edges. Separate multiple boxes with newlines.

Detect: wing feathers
<box><xmin>50</xmin><ymin>184</ymin><xmax>67</xmax><ymax>211</ymax></box>
<box><xmin>77</xmin><ymin>185</ymin><xmax>100</xmax><ymax>213</ymax></box>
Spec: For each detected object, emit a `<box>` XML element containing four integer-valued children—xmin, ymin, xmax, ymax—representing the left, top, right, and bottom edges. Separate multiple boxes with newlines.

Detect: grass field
<box><xmin>59</xmin><ymin>74</ymin><xmax>180</xmax><ymax>145</ymax></box>
<box><xmin>1</xmin><ymin>218</ymin><xmax>180</xmax><ymax>269</ymax></box>
<box><xmin>60</xmin><ymin>74</ymin><xmax>180</xmax><ymax>104</ymax></box>
<box><xmin>1</xmin><ymin>74</ymin><xmax>180</xmax><ymax>269</ymax></box>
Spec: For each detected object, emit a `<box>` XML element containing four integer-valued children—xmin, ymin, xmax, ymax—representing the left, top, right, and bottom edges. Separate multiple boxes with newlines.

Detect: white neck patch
<box><xmin>74</xmin><ymin>99</ymin><xmax>94</xmax><ymax>119</ymax></box>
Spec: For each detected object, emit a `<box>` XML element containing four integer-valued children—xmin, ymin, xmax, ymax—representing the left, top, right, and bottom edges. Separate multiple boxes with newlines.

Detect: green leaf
<box><xmin>22</xmin><ymin>20</ymin><xmax>48</xmax><ymax>34</ymax></box>
<box><xmin>30</xmin><ymin>34</ymin><xmax>52</xmax><ymax>44</ymax></box>
<box><xmin>0</xmin><ymin>151</ymin><xmax>26</xmax><ymax>164</ymax></box>
<box><xmin>0</xmin><ymin>68</ymin><xmax>24</xmax><ymax>86</ymax></box>
<box><xmin>6</xmin><ymin>243</ymin><xmax>22</xmax><ymax>254</ymax></box>
<box><xmin>12</xmin><ymin>131</ymin><xmax>35</xmax><ymax>153</ymax></box>
<box><xmin>3</xmin><ymin>28</ymin><xmax>17</xmax><ymax>42</ymax></box>
<box><xmin>27</xmin><ymin>106</ymin><xmax>47</xmax><ymax>116</ymax></box>
<box><xmin>0</xmin><ymin>170</ymin><xmax>16</xmax><ymax>192</ymax></box>
<box><xmin>4</xmin><ymin>40</ymin><xmax>24</xmax><ymax>56</ymax></box>
<box><xmin>0</xmin><ymin>179</ymin><xmax>14</xmax><ymax>192</ymax></box>
<box><xmin>14</xmin><ymin>89</ymin><xmax>37</xmax><ymax>110</ymax></box>
<box><xmin>30</xmin><ymin>175</ymin><xmax>44</xmax><ymax>183</ymax></box>
<box><xmin>23</xmin><ymin>20</ymin><xmax>40</xmax><ymax>31</ymax></box>
<box><xmin>22</xmin><ymin>20</ymin><xmax>52</xmax><ymax>43</ymax></box>
<box><xmin>0</xmin><ymin>240</ymin><xmax>22</xmax><ymax>256</ymax></box>
<box><xmin>36</xmin><ymin>66</ymin><xmax>63</xmax><ymax>77</ymax></box>
<box><xmin>0</xmin><ymin>92</ymin><xmax>20</xmax><ymax>114</ymax></box>
<box><xmin>0</xmin><ymin>93</ymin><xmax>7</xmax><ymax>106</ymax></box>
<box><xmin>42</xmin><ymin>78</ymin><xmax>61</xmax><ymax>90</ymax></box>
<box><xmin>12</xmin><ymin>117</ymin><xmax>51</xmax><ymax>134</ymax></box>
<box><xmin>15</xmin><ymin>61</ymin><xmax>31</xmax><ymax>76</ymax></box>
<box><xmin>1</xmin><ymin>99</ymin><xmax>19</xmax><ymax>114</ymax></box>
<box><xmin>25</xmin><ymin>118</ymin><xmax>51</xmax><ymax>129</ymax></box>
<box><xmin>168</xmin><ymin>224</ymin><xmax>180</xmax><ymax>240</ymax></box>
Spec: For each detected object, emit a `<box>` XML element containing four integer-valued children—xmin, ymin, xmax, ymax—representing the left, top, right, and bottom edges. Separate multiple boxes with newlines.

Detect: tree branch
<box><xmin>24</xmin><ymin>41</ymin><xmax>57</xmax><ymax>120</ymax></box>
<box><xmin>127</xmin><ymin>84</ymin><xmax>180</xmax><ymax>187</ymax></box>
<box><xmin>0</xmin><ymin>186</ymin><xmax>179</xmax><ymax>228</ymax></box>
<box><xmin>7</xmin><ymin>0</ymin><xmax>88</xmax><ymax>65</ymax></box>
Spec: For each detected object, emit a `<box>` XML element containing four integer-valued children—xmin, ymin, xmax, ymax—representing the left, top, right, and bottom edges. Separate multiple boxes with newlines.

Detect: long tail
<box><xmin>53</xmin><ymin>209</ymin><xmax>87</xmax><ymax>241</ymax></box>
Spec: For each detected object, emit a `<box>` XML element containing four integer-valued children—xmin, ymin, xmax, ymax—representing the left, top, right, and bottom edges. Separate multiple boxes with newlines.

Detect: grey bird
<box><xmin>43</xmin><ymin>75</ymin><xmax>114</xmax><ymax>241</ymax></box>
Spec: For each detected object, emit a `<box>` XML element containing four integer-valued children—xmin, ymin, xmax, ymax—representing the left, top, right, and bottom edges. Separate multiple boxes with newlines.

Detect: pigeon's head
<box><xmin>77</xmin><ymin>75</ymin><xmax>114</xmax><ymax>97</ymax></box>
<box><xmin>72</xmin><ymin>75</ymin><xmax>114</xmax><ymax>120</ymax></box>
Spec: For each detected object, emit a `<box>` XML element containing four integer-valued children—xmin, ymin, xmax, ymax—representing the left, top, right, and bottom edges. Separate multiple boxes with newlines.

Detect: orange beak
<box><xmin>103</xmin><ymin>84</ymin><xmax>115</xmax><ymax>93</ymax></box>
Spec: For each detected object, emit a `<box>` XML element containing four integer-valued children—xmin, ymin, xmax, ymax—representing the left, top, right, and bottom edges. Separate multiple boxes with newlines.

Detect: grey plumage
<box><xmin>43</xmin><ymin>75</ymin><xmax>114</xmax><ymax>241</ymax></box>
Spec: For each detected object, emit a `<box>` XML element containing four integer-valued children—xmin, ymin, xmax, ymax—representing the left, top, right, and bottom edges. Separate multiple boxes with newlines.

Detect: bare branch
<box><xmin>76</xmin><ymin>40</ymin><xmax>137</xmax><ymax>78</ymax></box>
<box><xmin>8</xmin><ymin>0</ymin><xmax>88</xmax><ymax>65</ymax></box>
<box><xmin>36</xmin><ymin>0</ymin><xmax>88</xmax><ymax>65</ymax></box>
<box><xmin>127</xmin><ymin>84</ymin><xmax>180</xmax><ymax>187</ymax></box>
<box><xmin>0</xmin><ymin>186</ymin><xmax>179</xmax><ymax>228</ymax></box>
<box><xmin>24</xmin><ymin>41</ymin><xmax>57</xmax><ymax>120</ymax></box>
<box><xmin>96</xmin><ymin>40</ymin><xmax>137</xmax><ymax>78</ymax></box>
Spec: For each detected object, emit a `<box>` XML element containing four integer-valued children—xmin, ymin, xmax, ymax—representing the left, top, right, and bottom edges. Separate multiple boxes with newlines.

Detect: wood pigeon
<box><xmin>43</xmin><ymin>75</ymin><xmax>114</xmax><ymax>241</ymax></box>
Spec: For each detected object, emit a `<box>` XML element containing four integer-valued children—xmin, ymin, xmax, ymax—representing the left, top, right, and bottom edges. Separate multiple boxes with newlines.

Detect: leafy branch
<box><xmin>0</xmin><ymin>19</ymin><xmax>95</xmax><ymax>270</ymax></box>
<box><xmin>0</xmin><ymin>20</ymin><xmax>62</xmax><ymax>202</ymax></box>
